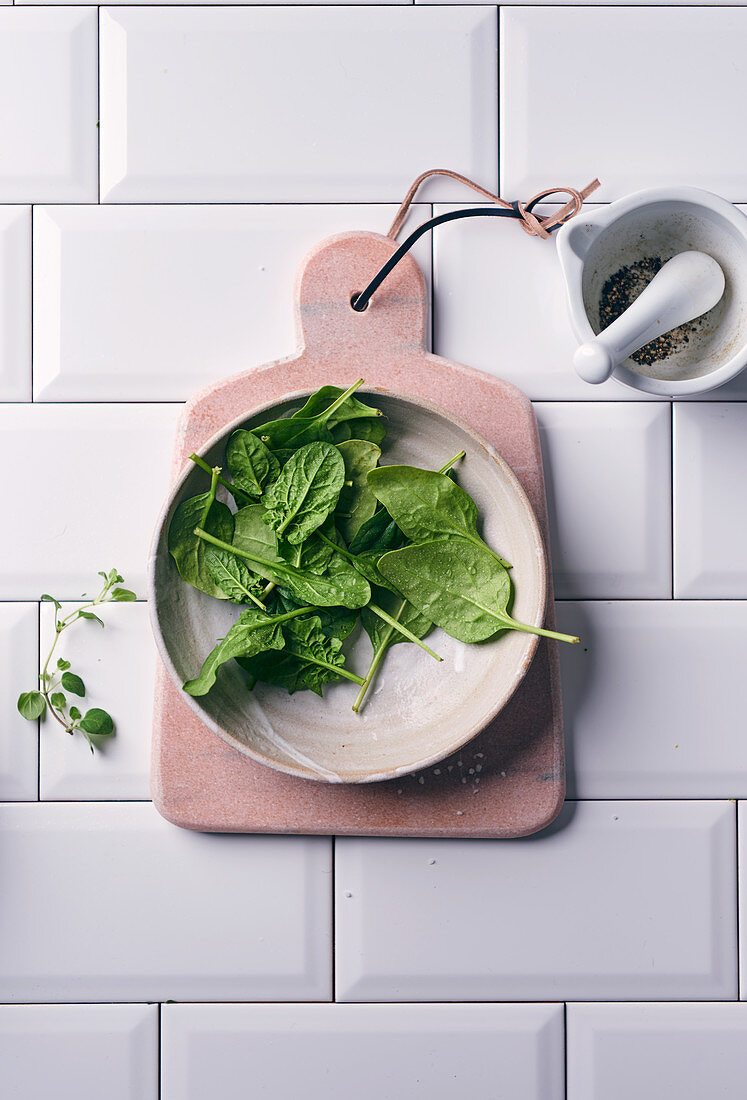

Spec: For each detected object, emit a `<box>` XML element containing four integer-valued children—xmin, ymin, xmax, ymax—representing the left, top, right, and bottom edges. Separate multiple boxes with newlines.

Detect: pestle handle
<box><xmin>573</xmin><ymin>251</ymin><xmax>725</xmax><ymax>385</ymax></box>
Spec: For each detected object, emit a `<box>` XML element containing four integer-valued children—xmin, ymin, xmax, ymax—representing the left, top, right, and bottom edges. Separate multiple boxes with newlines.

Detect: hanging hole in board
<box><xmin>350</xmin><ymin>292</ymin><xmax>369</xmax><ymax>312</ymax></box>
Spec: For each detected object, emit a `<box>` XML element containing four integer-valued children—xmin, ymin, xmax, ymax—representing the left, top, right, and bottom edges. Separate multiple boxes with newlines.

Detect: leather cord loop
<box><xmin>350</xmin><ymin>170</ymin><xmax>600</xmax><ymax>314</ymax></box>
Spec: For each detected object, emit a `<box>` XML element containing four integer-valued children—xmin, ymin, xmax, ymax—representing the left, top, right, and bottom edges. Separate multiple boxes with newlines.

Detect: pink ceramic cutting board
<box><xmin>151</xmin><ymin>230</ymin><xmax>565</xmax><ymax>838</ymax></box>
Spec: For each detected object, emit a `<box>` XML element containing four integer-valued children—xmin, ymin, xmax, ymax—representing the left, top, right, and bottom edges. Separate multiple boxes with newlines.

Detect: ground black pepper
<box><xmin>598</xmin><ymin>257</ymin><xmax>706</xmax><ymax>366</ymax></box>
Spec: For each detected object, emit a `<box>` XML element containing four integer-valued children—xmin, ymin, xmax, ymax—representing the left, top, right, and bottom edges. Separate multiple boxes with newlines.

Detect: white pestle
<box><xmin>573</xmin><ymin>251</ymin><xmax>726</xmax><ymax>385</ymax></box>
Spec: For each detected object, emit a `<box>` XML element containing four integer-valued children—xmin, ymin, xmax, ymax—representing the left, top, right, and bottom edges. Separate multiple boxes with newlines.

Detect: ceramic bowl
<box><xmin>148</xmin><ymin>388</ymin><xmax>548</xmax><ymax>784</ymax></box>
<box><xmin>557</xmin><ymin>186</ymin><xmax>747</xmax><ymax>396</ymax></box>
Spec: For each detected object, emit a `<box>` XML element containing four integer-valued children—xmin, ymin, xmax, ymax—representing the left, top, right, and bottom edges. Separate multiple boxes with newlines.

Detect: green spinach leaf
<box><xmin>335</xmin><ymin>440</ymin><xmax>381</xmax><ymax>541</ymax></box>
<box><xmin>168</xmin><ymin>471</ymin><xmax>235</xmax><ymax>599</ymax></box>
<box><xmin>253</xmin><ymin>378</ymin><xmax>366</xmax><ymax>452</ymax></box>
<box><xmin>292</xmin><ymin>385</ymin><xmax>382</xmax><ymax>427</ymax></box>
<box><xmin>263</xmin><ymin>441</ymin><xmax>345</xmax><ymax>544</ymax></box>
<box><xmin>205</xmin><ymin>548</ymin><xmax>268</xmax><ymax>610</ymax></box>
<box><xmin>194</xmin><ymin>528</ymin><xmax>371</xmax><ymax>609</ymax></box>
<box><xmin>226</xmin><ymin>429</ymin><xmax>280</xmax><ymax>498</ymax></box>
<box><xmin>331</xmin><ymin>418</ymin><xmax>387</xmax><ymax>446</ymax></box>
<box><xmin>368</xmin><ymin>465</ymin><xmax>511</xmax><ymax>568</ymax></box>
<box><xmin>183</xmin><ymin>606</ymin><xmax>298</xmax><ymax>697</ymax></box>
<box><xmin>378</xmin><ymin>537</ymin><xmax>579</xmax><ymax>645</ymax></box>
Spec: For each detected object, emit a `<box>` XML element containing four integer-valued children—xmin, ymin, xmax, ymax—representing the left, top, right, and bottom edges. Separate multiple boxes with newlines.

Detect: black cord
<box><xmin>351</xmin><ymin>200</ymin><xmax>554</xmax><ymax>312</ymax></box>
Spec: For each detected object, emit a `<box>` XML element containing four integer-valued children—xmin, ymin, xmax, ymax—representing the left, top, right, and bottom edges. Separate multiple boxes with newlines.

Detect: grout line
<box><xmin>35</xmin><ymin>599</ymin><xmax>40</xmax><ymax>801</ymax></box>
<box><xmin>97</xmin><ymin>7</ymin><xmax>101</xmax><ymax>206</ymax></box>
<box><xmin>496</xmin><ymin>4</ymin><xmax>500</xmax><ymax>196</ymax></box>
<box><xmin>29</xmin><ymin>207</ymin><xmax>33</xmax><ymax>403</ymax></box>
<box><xmin>331</xmin><ymin>834</ymin><xmax>337</xmax><ymax>1003</ymax></box>
<box><xmin>737</xmin><ymin>803</ymin><xmax>741</xmax><ymax>1001</ymax></box>
<box><xmin>673</xmin><ymin>400</ymin><xmax>677</xmax><ymax>598</ymax></box>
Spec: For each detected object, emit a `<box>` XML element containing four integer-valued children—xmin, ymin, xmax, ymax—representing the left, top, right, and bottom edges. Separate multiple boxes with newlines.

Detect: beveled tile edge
<box><xmin>0</xmin><ymin>207</ymin><xmax>31</xmax><ymax>401</ymax></box>
<box><xmin>0</xmin><ymin>602</ymin><xmax>39</xmax><ymax>801</ymax></box>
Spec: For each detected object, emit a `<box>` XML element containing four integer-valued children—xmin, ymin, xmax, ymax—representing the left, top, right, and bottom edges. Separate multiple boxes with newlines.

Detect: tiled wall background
<box><xmin>2</xmin><ymin>5</ymin><xmax>747</xmax><ymax>1098</ymax></box>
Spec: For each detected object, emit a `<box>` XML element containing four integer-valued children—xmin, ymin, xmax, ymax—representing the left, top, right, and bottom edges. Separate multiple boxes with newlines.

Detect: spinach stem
<box><xmin>368</xmin><ymin>602</ymin><xmax>441</xmax><ymax>661</ymax></box>
<box><xmin>352</xmin><ymin>597</ymin><xmax>407</xmax><ymax>713</ymax></box>
<box><xmin>319</xmin><ymin>378</ymin><xmax>370</xmax><ymax>424</ymax></box>
<box><xmin>286</xmin><ymin>650</ymin><xmax>365</xmax><ymax>686</ymax></box>
<box><xmin>508</xmin><ymin>619</ymin><xmax>580</xmax><ymax>645</ymax></box>
<box><xmin>438</xmin><ymin>450</ymin><xmax>465</xmax><ymax>475</ymax></box>
<box><xmin>189</xmin><ymin>453</ymin><xmax>253</xmax><ymax>502</ymax></box>
<box><xmin>194</xmin><ymin>528</ymin><xmax>280</xmax><ymax>574</ymax></box>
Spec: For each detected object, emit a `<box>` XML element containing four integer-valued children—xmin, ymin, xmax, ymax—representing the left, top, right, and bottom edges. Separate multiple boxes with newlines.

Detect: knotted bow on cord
<box><xmin>350</xmin><ymin>169</ymin><xmax>600</xmax><ymax>313</ymax></box>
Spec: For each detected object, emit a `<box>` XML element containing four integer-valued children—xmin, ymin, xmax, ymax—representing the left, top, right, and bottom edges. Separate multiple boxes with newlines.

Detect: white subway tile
<box><xmin>336</xmin><ymin>801</ymin><xmax>737</xmax><ymax>1001</ymax></box>
<box><xmin>568</xmin><ymin>1003</ymin><xmax>747</xmax><ymax>1100</ymax></box>
<box><xmin>558</xmin><ymin>601</ymin><xmax>747</xmax><ymax>798</ymax></box>
<box><xmin>0</xmin><ymin>604</ymin><xmax>38</xmax><ymax>801</ymax></box>
<box><xmin>501</xmin><ymin>8</ymin><xmax>747</xmax><ymax>202</ymax></box>
<box><xmin>33</xmin><ymin>204</ymin><xmax>431</xmax><ymax>402</ymax></box>
<box><xmin>39</xmin><ymin>602</ymin><xmax>154</xmax><ymax>800</ymax></box>
<box><xmin>0</xmin><ymin>404</ymin><xmax>180</xmax><ymax>601</ymax></box>
<box><xmin>536</xmin><ymin>403</ymin><xmax>671</xmax><ymax>598</ymax></box>
<box><xmin>0</xmin><ymin>1004</ymin><xmax>157</xmax><ymax>1100</ymax></box>
<box><xmin>0</xmin><ymin>208</ymin><xmax>31</xmax><ymax>401</ymax></box>
<box><xmin>0</xmin><ymin>802</ymin><xmax>332</xmax><ymax>1002</ymax></box>
<box><xmin>674</xmin><ymin>403</ymin><xmax>747</xmax><ymax>597</ymax></box>
<box><xmin>100</xmin><ymin>7</ymin><xmax>496</xmax><ymax>202</ymax></box>
<box><xmin>162</xmin><ymin>1003</ymin><xmax>564</xmax><ymax>1100</ymax></box>
<box><xmin>0</xmin><ymin>9</ymin><xmax>97</xmax><ymax>202</ymax></box>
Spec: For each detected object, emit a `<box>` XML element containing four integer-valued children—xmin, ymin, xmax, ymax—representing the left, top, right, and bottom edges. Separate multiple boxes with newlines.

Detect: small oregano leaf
<box><xmin>61</xmin><ymin>671</ymin><xmax>85</xmax><ymax>697</ymax></box>
<box><xmin>69</xmin><ymin>705</ymin><xmax>82</xmax><ymax>721</ymax></box>
<box><xmin>18</xmin><ymin>691</ymin><xmax>47</xmax><ymax>720</ymax></box>
<box><xmin>56</xmin><ymin>657</ymin><xmax>71</xmax><ymax>671</ymax></box>
<box><xmin>51</xmin><ymin>692</ymin><xmax>67</xmax><ymax>709</ymax></box>
<box><xmin>41</xmin><ymin>594</ymin><xmax>61</xmax><ymax>610</ymax></box>
<box><xmin>79</xmin><ymin>611</ymin><xmax>105</xmax><ymax>626</ymax></box>
<box><xmin>79</xmin><ymin>708</ymin><xmax>114</xmax><ymax>737</ymax></box>
<box><xmin>111</xmin><ymin>587</ymin><xmax>137</xmax><ymax>602</ymax></box>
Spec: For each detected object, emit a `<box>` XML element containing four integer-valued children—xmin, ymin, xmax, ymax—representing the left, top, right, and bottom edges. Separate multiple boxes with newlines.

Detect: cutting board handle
<box><xmin>294</xmin><ymin>231</ymin><xmax>428</xmax><ymax>358</ymax></box>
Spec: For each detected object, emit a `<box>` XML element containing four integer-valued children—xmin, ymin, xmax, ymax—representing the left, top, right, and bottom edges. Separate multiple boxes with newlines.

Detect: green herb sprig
<box><xmin>17</xmin><ymin>569</ymin><xmax>137</xmax><ymax>751</ymax></box>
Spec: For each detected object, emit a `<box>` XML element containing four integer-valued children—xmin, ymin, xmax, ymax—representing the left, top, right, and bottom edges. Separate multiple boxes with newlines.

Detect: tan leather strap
<box><xmin>386</xmin><ymin>169</ymin><xmax>601</xmax><ymax>241</ymax></box>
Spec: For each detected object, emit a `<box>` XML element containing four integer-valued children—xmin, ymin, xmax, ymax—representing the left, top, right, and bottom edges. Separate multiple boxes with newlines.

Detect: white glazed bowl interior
<box><xmin>558</xmin><ymin>189</ymin><xmax>747</xmax><ymax>395</ymax></box>
<box><xmin>149</xmin><ymin>389</ymin><xmax>547</xmax><ymax>784</ymax></box>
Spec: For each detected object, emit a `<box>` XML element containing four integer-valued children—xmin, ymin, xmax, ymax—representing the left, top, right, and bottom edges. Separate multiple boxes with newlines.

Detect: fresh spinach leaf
<box><xmin>331</xmin><ymin>418</ymin><xmax>387</xmax><ymax>446</ymax></box>
<box><xmin>226</xmin><ymin>429</ymin><xmax>280</xmax><ymax>498</ymax></box>
<box><xmin>205</xmin><ymin>548</ymin><xmax>268</xmax><ymax>610</ymax></box>
<box><xmin>263</xmin><ymin>441</ymin><xmax>345</xmax><ymax>544</ymax></box>
<box><xmin>349</xmin><ymin>506</ymin><xmax>406</xmax><ymax>556</ymax></box>
<box><xmin>291</xmin><ymin>385</ymin><xmax>382</xmax><ymax>427</ymax></box>
<box><xmin>168</xmin><ymin>469</ymin><xmax>235</xmax><ymax>599</ymax></box>
<box><xmin>183</xmin><ymin>606</ymin><xmax>305</xmax><ymax>696</ymax></box>
<box><xmin>241</xmin><ymin>615</ymin><xmax>364</xmax><ymax>695</ymax></box>
<box><xmin>194</xmin><ymin>528</ymin><xmax>371</xmax><ymax>609</ymax></box>
<box><xmin>378</xmin><ymin>537</ymin><xmax>579</xmax><ymax>645</ymax></box>
<box><xmin>253</xmin><ymin>378</ymin><xmax>366</xmax><ymax>452</ymax></box>
<box><xmin>335</xmin><ymin>440</ymin><xmax>381</xmax><ymax>542</ymax></box>
<box><xmin>368</xmin><ymin>465</ymin><xmax>511</xmax><ymax>569</ymax></box>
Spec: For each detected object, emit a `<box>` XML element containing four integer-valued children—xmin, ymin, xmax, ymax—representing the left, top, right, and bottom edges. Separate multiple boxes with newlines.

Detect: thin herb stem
<box><xmin>189</xmin><ymin>453</ymin><xmax>253</xmax><ymax>502</ymax></box>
